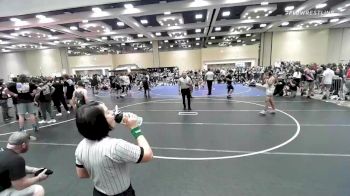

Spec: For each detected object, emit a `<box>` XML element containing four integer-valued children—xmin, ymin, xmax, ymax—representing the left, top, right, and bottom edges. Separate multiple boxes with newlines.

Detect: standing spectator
<box><xmin>35</xmin><ymin>81</ymin><xmax>56</xmax><ymax>124</ymax></box>
<box><xmin>322</xmin><ymin>65</ymin><xmax>335</xmax><ymax>99</ymax></box>
<box><xmin>293</xmin><ymin>68</ymin><xmax>302</xmax><ymax>94</ymax></box>
<box><xmin>74</xmin><ymin>101</ymin><xmax>153</xmax><ymax>196</ymax></box>
<box><xmin>0</xmin><ymin>132</ymin><xmax>49</xmax><ymax>196</ymax></box>
<box><xmin>304</xmin><ymin>66</ymin><xmax>315</xmax><ymax>99</ymax></box>
<box><xmin>72</xmin><ymin>81</ymin><xmax>88</xmax><ymax>110</ymax></box>
<box><xmin>205</xmin><ymin>68</ymin><xmax>214</xmax><ymax>95</ymax></box>
<box><xmin>63</xmin><ymin>75</ymin><xmax>75</xmax><ymax>109</ymax></box>
<box><xmin>0</xmin><ymin>79</ymin><xmax>12</xmax><ymax>122</ymax></box>
<box><xmin>7</xmin><ymin>74</ymin><xmax>38</xmax><ymax>136</ymax></box>
<box><xmin>345</xmin><ymin>64</ymin><xmax>350</xmax><ymax>99</ymax></box>
<box><xmin>142</xmin><ymin>73</ymin><xmax>150</xmax><ymax>98</ymax></box>
<box><xmin>178</xmin><ymin>72</ymin><xmax>192</xmax><ymax>110</ymax></box>
<box><xmin>52</xmin><ymin>78</ymin><xmax>70</xmax><ymax>116</ymax></box>
<box><xmin>91</xmin><ymin>75</ymin><xmax>99</xmax><ymax>95</ymax></box>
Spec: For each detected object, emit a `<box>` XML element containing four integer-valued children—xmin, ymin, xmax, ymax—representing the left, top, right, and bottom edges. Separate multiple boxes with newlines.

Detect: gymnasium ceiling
<box><xmin>0</xmin><ymin>0</ymin><xmax>349</xmax><ymax>55</ymax></box>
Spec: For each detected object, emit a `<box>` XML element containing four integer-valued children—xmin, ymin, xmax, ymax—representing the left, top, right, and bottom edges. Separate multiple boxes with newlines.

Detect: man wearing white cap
<box><xmin>0</xmin><ymin>132</ymin><xmax>49</xmax><ymax>196</ymax></box>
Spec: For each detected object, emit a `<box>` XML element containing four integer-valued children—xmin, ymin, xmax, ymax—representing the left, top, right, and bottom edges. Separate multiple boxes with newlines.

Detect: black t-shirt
<box><xmin>7</xmin><ymin>82</ymin><xmax>37</xmax><ymax>104</ymax></box>
<box><xmin>52</xmin><ymin>82</ymin><xmax>64</xmax><ymax>97</ymax></box>
<box><xmin>226</xmin><ymin>74</ymin><xmax>233</xmax><ymax>85</ymax></box>
<box><xmin>0</xmin><ymin>148</ymin><xmax>26</xmax><ymax>191</ymax></box>
<box><xmin>64</xmin><ymin>80</ymin><xmax>75</xmax><ymax>99</ymax></box>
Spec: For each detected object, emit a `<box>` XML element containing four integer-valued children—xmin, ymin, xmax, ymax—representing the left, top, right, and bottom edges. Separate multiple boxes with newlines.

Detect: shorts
<box><xmin>227</xmin><ymin>84</ymin><xmax>234</xmax><ymax>90</ymax></box>
<box><xmin>0</xmin><ymin>185</ymin><xmax>36</xmax><ymax>196</ymax></box>
<box><xmin>266</xmin><ymin>88</ymin><xmax>274</xmax><ymax>96</ymax></box>
<box><xmin>17</xmin><ymin>103</ymin><xmax>37</xmax><ymax>115</ymax></box>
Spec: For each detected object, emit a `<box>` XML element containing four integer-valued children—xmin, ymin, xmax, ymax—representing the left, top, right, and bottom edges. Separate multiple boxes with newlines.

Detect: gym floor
<box><xmin>1</xmin><ymin>84</ymin><xmax>350</xmax><ymax>196</ymax></box>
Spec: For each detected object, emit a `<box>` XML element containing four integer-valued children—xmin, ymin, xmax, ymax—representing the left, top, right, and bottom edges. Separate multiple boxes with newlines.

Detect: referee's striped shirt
<box><xmin>75</xmin><ymin>137</ymin><xmax>143</xmax><ymax>195</ymax></box>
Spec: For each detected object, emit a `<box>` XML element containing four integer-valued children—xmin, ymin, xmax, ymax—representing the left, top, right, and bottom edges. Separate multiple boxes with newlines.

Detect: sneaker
<box><xmin>188</xmin><ymin>107</ymin><xmax>192</xmax><ymax>111</ymax></box>
<box><xmin>38</xmin><ymin>120</ymin><xmax>47</xmax><ymax>124</ymax></box>
<box><xmin>67</xmin><ymin>111</ymin><xmax>70</xmax><ymax>114</ymax></box>
<box><xmin>269</xmin><ymin>110</ymin><xmax>276</xmax><ymax>114</ymax></box>
<box><xmin>48</xmin><ymin>119</ymin><xmax>56</xmax><ymax>123</ymax></box>
<box><xmin>259</xmin><ymin>110</ymin><xmax>267</xmax><ymax>115</ymax></box>
<box><xmin>29</xmin><ymin>136</ymin><xmax>37</xmax><ymax>141</ymax></box>
<box><xmin>56</xmin><ymin>113</ymin><xmax>62</xmax><ymax>117</ymax></box>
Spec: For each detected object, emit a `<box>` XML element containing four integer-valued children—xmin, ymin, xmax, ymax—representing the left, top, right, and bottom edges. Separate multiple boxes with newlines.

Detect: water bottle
<box><xmin>114</xmin><ymin>105</ymin><xmax>143</xmax><ymax>126</ymax></box>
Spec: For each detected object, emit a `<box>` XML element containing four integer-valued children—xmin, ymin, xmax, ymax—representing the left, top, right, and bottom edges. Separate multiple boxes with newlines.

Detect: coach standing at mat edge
<box><xmin>205</xmin><ymin>68</ymin><xmax>214</xmax><ymax>95</ymax></box>
<box><xmin>74</xmin><ymin>101</ymin><xmax>153</xmax><ymax>196</ymax></box>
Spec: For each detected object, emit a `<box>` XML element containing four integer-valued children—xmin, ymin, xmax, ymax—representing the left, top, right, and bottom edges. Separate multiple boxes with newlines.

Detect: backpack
<box><xmin>347</xmin><ymin>69</ymin><xmax>350</xmax><ymax>79</ymax></box>
<box><xmin>75</xmin><ymin>91</ymin><xmax>86</xmax><ymax>108</ymax></box>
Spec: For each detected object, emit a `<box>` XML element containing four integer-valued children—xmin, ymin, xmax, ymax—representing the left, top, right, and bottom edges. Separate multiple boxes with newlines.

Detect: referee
<box><xmin>75</xmin><ymin>101</ymin><xmax>153</xmax><ymax>196</ymax></box>
<box><xmin>178</xmin><ymin>72</ymin><xmax>192</xmax><ymax>110</ymax></box>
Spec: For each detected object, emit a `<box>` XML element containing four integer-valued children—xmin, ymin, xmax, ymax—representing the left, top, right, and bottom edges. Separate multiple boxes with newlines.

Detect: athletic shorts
<box><xmin>17</xmin><ymin>103</ymin><xmax>37</xmax><ymax>115</ymax></box>
<box><xmin>266</xmin><ymin>88</ymin><xmax>274</xmax><ymax>96</ymax></box>
<box><xmin>0</xmin><ymin>185</ymin><xmax>36</xmax><ymax>196</ymax></box>
<box><xmin>227</xmin><ymin>84</ymin><xmax>234</xmax><ymax>90</ymax></box>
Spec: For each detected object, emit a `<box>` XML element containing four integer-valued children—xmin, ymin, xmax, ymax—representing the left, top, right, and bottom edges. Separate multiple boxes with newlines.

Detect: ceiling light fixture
<box><xmin>156</xmin><ymin>32</ymin><xmax>161</xmax><ymax>36</ymax></box>
<box><xmin>164</xmin><ymin>11</ymin><xmax>171</xmax><ymax>15</ymax></box>
<box><xmin>164</xmin><ymin>40</ymin><xmax>168</xmax><ymax>43</ymax></box>
<box><xmin>261</xmin><ymin>1</ymin><xmax>269</xmax><ymax>5</ymax></box>
<box><xmin>170</xmin><ymin>45</ymin><xmax>173</xmax><ymax>48</ymax></box>
<box><xmin>124</xmin><ymin>4</ymin><xmax>134</xmax><ymax>9</ymax></box>
<box><xmin>92</xmin><ymin>7</ymin><xmax>102</xmax><ymax>13</ymax></box>
<box><xmin>121</xmin><ymin>43</ymin><xmax>125</xmax><ymax>46</ymax></box>
<box><xmin>140</xmin><ymin>19</ymin><xmax>148</xmax><ymax>24</ymax></box>
<box><xmin>237</xmin><ymin>40</ymin><xmax>241</xmax><ymax>42</ymax></box>
<box><xmin>50</xmin><ymin>29</ymin><xmax>56</xmax><ymax>32</ymax></box>
<box><xmin>70</xmin><ymin>26</ymin><xmax>78</xmax><ymax>31</ymax></box>
<box><xmin>215</xmin><ymin>27</ymin><xmax>221</xmax><ymax>31</ymax></box>
<box><xmin>330</xmin><ymin>18</ymin><xmax>340</xmax><ymax>23</ymax></box>
<box><xmin>196</xmin><ymin>37</ymin><xmax>200</xmax><ymax>40</ymax></box>
<box><xmin>101</xmin><ymin>37</ymin><xmax>108</xmax><ymax>40</ymax></box>
<box><xmin>246</xmin><ymin>34</ymin><xmax>251</xmax><ymax>37</ymax></box>
<box><xmin>281</xmin><ymin>21</ymin><xmax>289</xmax><ymax>26</ymax></box>
<box><xmin>195</xmin><ymin>29</ymin><xmax>201</xmax><ymax>33</ymax></box>
<box><xmin>211</xmin><ymin>36</ymin><xmax>215</xmax><ymax>39</ymax></box>
<box><xmin>285</xmin><ymin>6</ymin><xmax>295</xmax><ymax>11</ymax></box>
<box><xmin>10</xmin><ymin>18</ymin><xmax>21</xmax><ymax>22</ymax></box>
<box><xmin>195</xmin><ymin>14</ymin><xmax>203</xmax><ymax>19</ymax></box>
<box><xmin>260</xmin><ymin>23</ymin><xmax>267</xmax><ymax>27</ymax></box>
<box><xmin>208</xmin><ymin>42</ymin><xmax>212</xmax><ymax>45</ymax></box>
<box><xmin>251</xmin><ymin>39</ymin><xmax>256</xmax><ymax>41</ymax></box>
<box><xmin>196</xmin><ymin>43</ymin><xmax>200</xmax><ymax>45</ymax></box>
<box><xmin>137</xmin><ymin>34</ymin><xmax>143</xmax><ymax>38</ymax></box>
<box><xmin>82</xmin><ymin>20</ymin><xmax>89</xmax><ymax>23</ymax></box>
<box><xmin>315</xmin><ymin>3</ymin><xmax>327</xmax><ymax>9</ymax></box>
<box><xmin>14</xmin><ymin>27</ymin><xmax>20</xmax><ymax>31</ymax></box>
<box><xmin>36</xmin><ymin>15</ymin><xmax>46</xmax><ymax>19</ymax></box>
<box><xmin>222</xmin><ymin>11</ymin><xmax>230</xmax><ymax>17</ymax></box>
<box><xmin>117</xmin><ymin>21</ymin><xmax>125</xmax><ymax>27</ymax></box>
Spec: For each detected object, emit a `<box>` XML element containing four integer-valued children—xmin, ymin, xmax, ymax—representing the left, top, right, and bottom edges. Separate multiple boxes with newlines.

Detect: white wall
<box><xmin>339</xmin><ymin>28</ymin><xmax>350</xmax><ymax>63</ymax></box>
<box><xmin>0</xmin><ymin>48</ymin><xmax>64</xmax><ymax>80</ymax></box>
<box><xmin>271</xmin><ymin>29</ymin><xmax>329</xmax><ymax>65</ymax></box>
<box><xmin>114</xmin><ymin>53</ymin><xmax>153</xmax><ymax>68</ymax></box>
<box><xmin>159</xmin><ymin>49</ymin><xmax>202</xmax><ymax>71</ymax></box>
